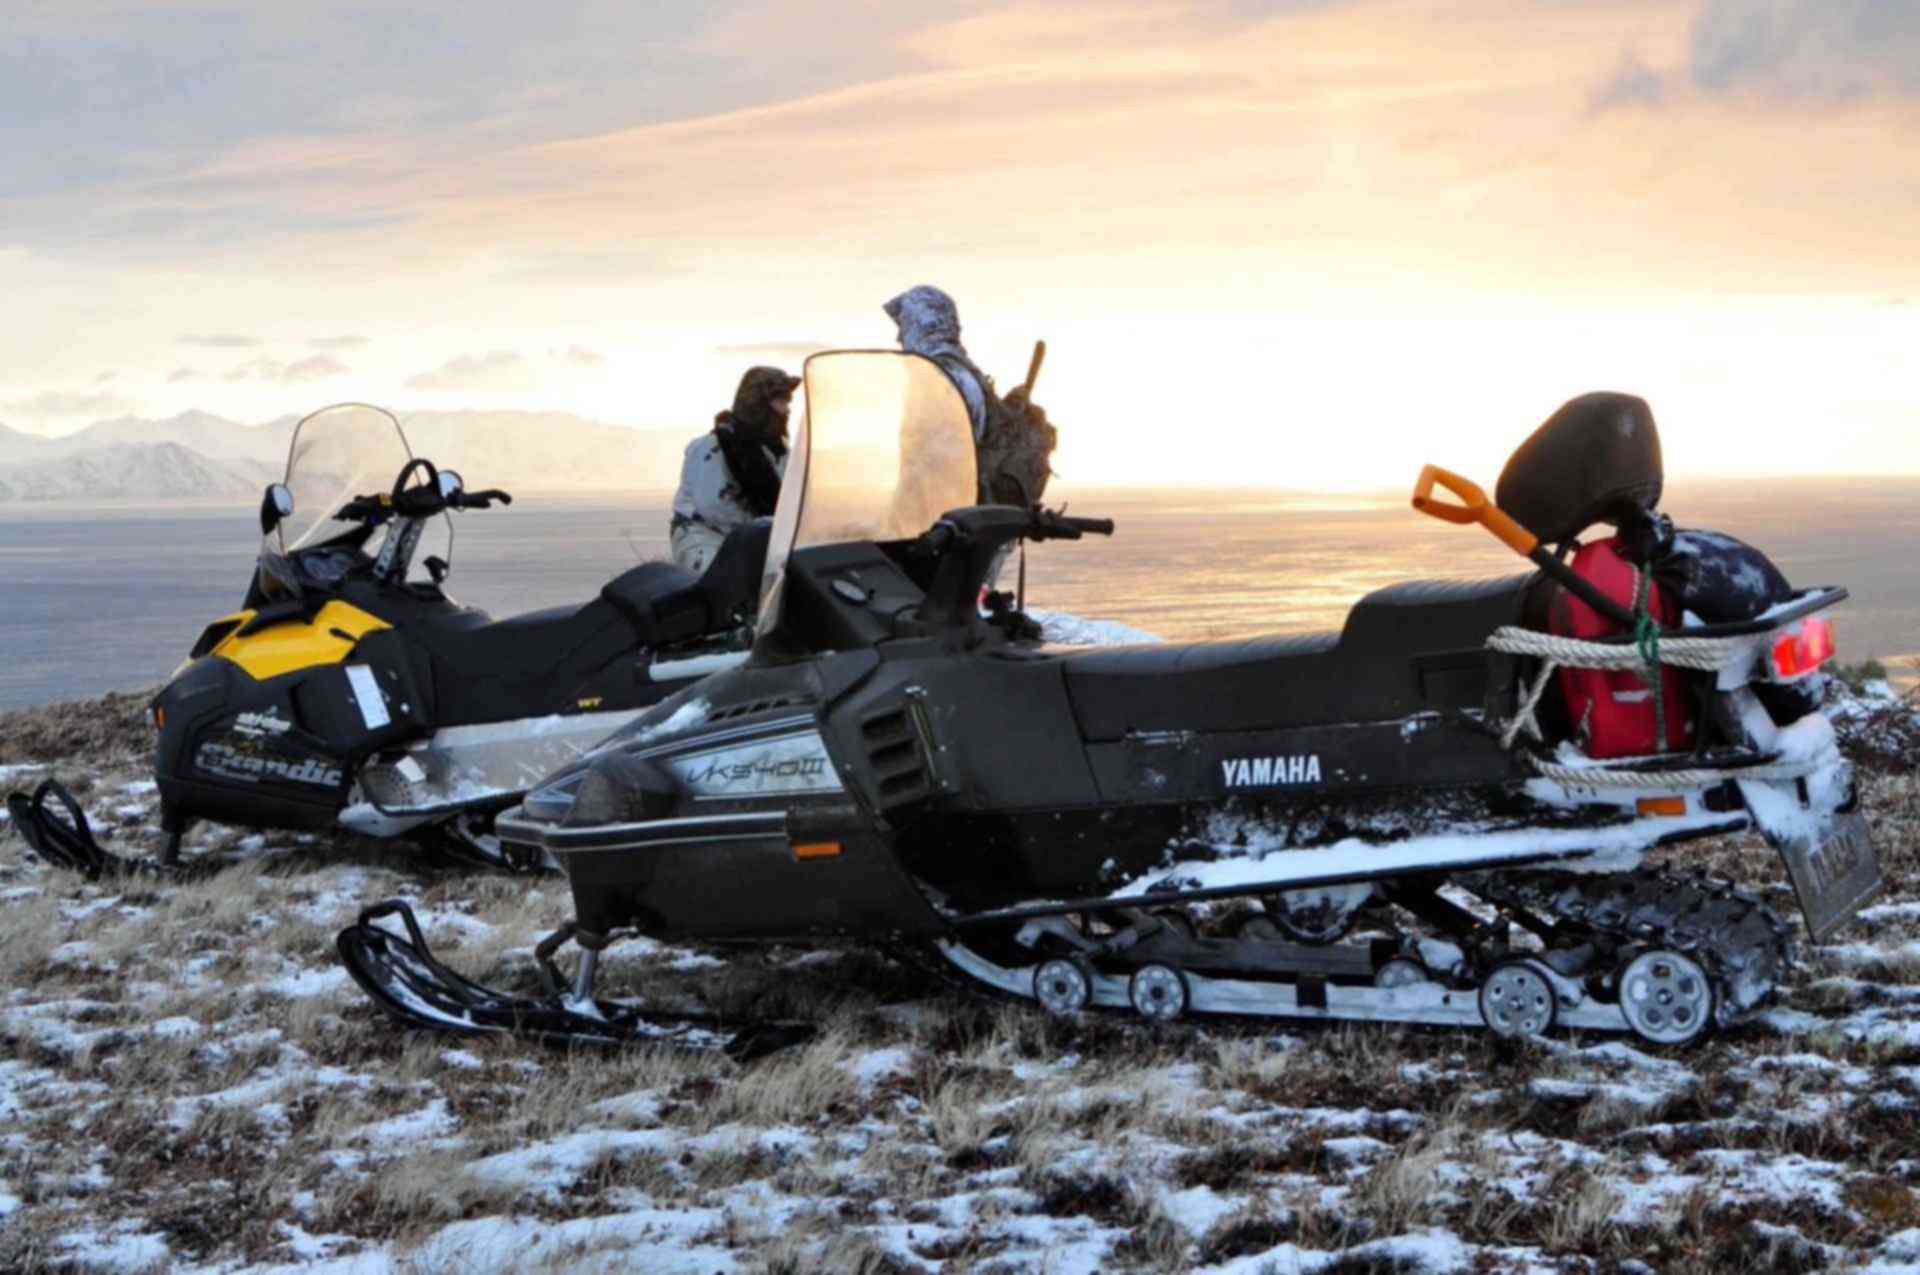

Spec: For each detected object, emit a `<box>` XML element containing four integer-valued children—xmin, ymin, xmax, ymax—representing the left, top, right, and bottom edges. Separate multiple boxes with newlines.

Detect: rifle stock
<box><xmin>1020</xmin><ymin>340</ymin><xmax>1046</xmax><ymax>398</ymax></box>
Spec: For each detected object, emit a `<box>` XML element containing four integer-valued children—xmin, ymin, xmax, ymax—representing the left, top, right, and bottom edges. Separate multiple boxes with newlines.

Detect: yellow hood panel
<box><xmin>213</xmin><ymin>601</ymin><xmax>392</xmax><ymax>682</ymax></box>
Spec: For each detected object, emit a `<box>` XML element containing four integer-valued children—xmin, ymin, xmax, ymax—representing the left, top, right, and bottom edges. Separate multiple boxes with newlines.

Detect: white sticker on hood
<box><xmin>345</xmin><ymin>664</ymin><xmax>391</xmax><ymax>730</ymax></box>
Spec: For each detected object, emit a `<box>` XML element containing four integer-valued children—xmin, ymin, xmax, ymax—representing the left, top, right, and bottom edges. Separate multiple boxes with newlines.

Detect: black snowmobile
<box><xmin>15</xmin><ymin>404</ymin><xmax>765</xmax><ymax>878</ymax></box>
<box><xmin>340</xmin><ymin>352</ymin><xmax>1880</xmax><ymax>1052</ymax></box>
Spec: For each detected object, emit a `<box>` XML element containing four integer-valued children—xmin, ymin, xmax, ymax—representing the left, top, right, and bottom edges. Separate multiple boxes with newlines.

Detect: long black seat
<box><xmin>419</xmin><ymin>565</ymin><xmax>697</xmax><ymax>728</ymax></box>
<box><xmin>412</xmin><ymin>524</ymin><xmax>772</xmax><ymax>729</ymax></box>
<box><xmin>1062</xmin><ymin>574</ymin><xmax>1535</xmax><ymax>741</ymax></box>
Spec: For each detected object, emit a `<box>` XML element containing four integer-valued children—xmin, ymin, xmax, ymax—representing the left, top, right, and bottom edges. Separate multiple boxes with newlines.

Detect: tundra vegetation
<box><xmin>2</xmin><ymin>685</ymin><xmax>1918</xmax><ymax>1273</ymax></box>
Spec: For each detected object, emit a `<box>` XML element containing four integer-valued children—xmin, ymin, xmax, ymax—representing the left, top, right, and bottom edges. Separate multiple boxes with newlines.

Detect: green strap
<box><xmin>1632</xmin><ymin>563</ymin><xmax>1668</xmax><ymax>753</ymax></box>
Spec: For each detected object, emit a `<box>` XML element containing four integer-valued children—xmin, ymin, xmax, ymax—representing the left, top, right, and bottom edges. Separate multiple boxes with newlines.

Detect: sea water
<box><xmin>0</xmin><ymin>479</ymin><xmax>1913</xmax><ymax>711</ymax></box>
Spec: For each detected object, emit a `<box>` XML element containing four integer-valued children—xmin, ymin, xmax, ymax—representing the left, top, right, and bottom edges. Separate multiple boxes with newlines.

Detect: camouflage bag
<box><xmin>978</xmin><ymin>384</ymin><xmax>1057</xmax><ymax>508</ymax></box>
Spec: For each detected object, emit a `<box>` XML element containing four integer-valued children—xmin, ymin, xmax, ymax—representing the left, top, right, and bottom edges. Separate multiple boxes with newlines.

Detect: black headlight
<box><xmin>563</xmin><ymin>752</ymin><xmax>680</xmax><ymax>827</ymax></box>
<box><xmin>522</xmin><ymin>771</ymin><xmax>587</xmax><ymax>823</ymax></box>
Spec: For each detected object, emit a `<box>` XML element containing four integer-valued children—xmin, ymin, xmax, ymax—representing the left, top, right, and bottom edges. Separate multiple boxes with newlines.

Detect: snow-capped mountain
<box><xmin>0</xmin><ymin>441</ymin><xmax>276</xmax><ymax>502</ymax></box>
<box><xmin>0</xmin><ymin>409</ymin><xmax>691</xmax><ymax>502</ymax></box>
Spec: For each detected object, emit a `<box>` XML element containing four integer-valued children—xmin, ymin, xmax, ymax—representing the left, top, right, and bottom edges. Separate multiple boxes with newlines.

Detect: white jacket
<box><xmin>671</xmin><ymin>431</ymin><xmax>786</xmax><ymax>537</ymax></box>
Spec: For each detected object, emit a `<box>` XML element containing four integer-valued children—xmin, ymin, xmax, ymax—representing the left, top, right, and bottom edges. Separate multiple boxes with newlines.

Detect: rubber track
<box><xmin>1470</xmin><ymin>865</ymin><xmax>1797</xmax><ymax>1023</ymax></box>
<box><xmin>904</xmin><ymin>864</ymin><xmax>1796</xmax><ymax>1037</ymax></box>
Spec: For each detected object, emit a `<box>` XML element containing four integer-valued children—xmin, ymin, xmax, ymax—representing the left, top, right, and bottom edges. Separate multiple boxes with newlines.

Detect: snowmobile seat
<box><xmin>416</xmin><ymin>564</ymin><xmax>704</xmax><ymax>728</ymax></box>
<box><xmin>1061</xmin><ymin>573</ymin><xmax>1535</xmax><ymax>742</ymax></box>
<box><xmin>418</xmin><ymin>600</ymin><xmax>643</xmax><ymax>727</ymax></box>
<box><xmin>603</xmin><ymin>522</ymin><xmax>770</xmax><ymax>647</ymax></box>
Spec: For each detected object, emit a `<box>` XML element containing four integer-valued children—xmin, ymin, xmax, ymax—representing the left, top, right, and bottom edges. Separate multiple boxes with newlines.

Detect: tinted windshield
<box><xmin>757</xmin><ymin>351</ymin><xmax>978</xmax><ymax>634</ymax></box>
<box><xmin>275</xmin><ymin>404</ymin><xmax>414</xmax><ymax>553</ymax></box>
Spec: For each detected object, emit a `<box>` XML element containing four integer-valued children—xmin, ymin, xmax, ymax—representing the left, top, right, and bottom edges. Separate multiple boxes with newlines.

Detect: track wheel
<box><xmin>1128</xmin><ymin>964</ymin><xmax>1189</xmax><ymax>1023</ymax></box>
<box><xmin>1618</xmin><ymin>950</ymin><xmax>1714</xmax><ymax>1046</ymax></box>
<box><xmin>1478</xmin><ymin>959</ymin><xmax>1556</xmax><ymax>1039</ymax></box>
<box><xmin>1033</xmin><ymin>958</ymin><xmax>1093</xmax><ymax>1017</ymax></box>
<box><xmin>1374</xmin><ymin>957</ymin><xmax>1429</xmax><ymax>990</ymax></box>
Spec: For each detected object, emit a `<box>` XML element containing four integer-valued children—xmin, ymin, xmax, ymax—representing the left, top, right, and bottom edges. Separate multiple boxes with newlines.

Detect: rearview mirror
<box><xmin>259</xmin><ymin>483</ymin><xmax>294</xmax><ymax>536</ymax></box>
<box><xmin>436</xmin><ymin>470</ymin><xmax>464</xmax><ymax>501</ymax></box>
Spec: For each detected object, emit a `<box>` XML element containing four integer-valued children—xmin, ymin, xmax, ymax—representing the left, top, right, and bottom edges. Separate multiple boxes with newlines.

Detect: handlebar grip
<box><xmin>1410</xmin><ymin>465</ymin><xmax>1539</xmax><ymax>557</ymax></box>
<box><xmin>1062</xmin><ymin>516</ymin><xmax>1114</xmax><ymax>537</ymax></box>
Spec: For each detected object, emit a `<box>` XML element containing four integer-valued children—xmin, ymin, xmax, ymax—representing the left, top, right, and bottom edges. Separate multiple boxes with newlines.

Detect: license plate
<box><xmin>1778</xmin><ymin>809</ymin><xmax>1883</xmax><ymax>943</ymax></box>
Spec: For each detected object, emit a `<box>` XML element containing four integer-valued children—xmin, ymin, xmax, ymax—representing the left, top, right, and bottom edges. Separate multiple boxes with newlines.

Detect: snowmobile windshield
<box><xmin>757</xmin><ymin>351</ymin><xmax>978</xmax><ymax>636</ymax></box>
<box><xmin>257</xmin><ymin>404</ymin><xmax>414</xmax><ymax>598</ymax></box>
<box><xmin>274</xmin><ymin>404</ymin><xmax>415</xmax><ymax>553</ymax></box>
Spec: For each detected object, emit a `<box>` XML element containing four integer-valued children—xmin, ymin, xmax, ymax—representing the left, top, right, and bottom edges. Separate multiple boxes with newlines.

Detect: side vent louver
<box><xmin>709</xmin><ymin>695</ymin><xmax>810</xmax><ymax>723</ymax></box>
<box><xmin>859</xmin><ymin>700</ymin><xmax>936</xmax><ymax>810</ymax></box>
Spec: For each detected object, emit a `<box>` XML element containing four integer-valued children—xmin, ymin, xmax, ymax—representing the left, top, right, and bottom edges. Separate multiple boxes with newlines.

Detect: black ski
<box><xmin>336</xmin><ymin>900</ymin><xmax>813</xmax><ymax>1063</ymax></box>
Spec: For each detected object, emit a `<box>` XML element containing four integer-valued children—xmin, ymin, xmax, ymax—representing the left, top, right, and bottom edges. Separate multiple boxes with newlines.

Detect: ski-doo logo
<box><xmin>196</xmin><ymin>741</ymin><xmax>344</xmax><ymax>789</ymax></box>
<box><xmin>233</xmin><ymin>710</ymin><xmax>292</xmax><ymax>737</ymax></box>
<box><xmin>669</xmin><ymin>733</ymin><xmax>845</xmax><ymax>799</ymax></box>
<box><xmin>1222</xmin><ymin>754</ymin><xmax>1323</xmax><ymax>788</ymax></box>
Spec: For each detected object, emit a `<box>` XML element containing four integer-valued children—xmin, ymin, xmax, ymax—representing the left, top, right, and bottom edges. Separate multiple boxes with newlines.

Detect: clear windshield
<box><xmin>275</xmin><ymin>403</ymin><xmax>414</xmax><ymax>553</ymax></box>
<box><xmin>757</xmin><ymin>351</ymin><xmax>978</xmax><ymax>635</ymax></box>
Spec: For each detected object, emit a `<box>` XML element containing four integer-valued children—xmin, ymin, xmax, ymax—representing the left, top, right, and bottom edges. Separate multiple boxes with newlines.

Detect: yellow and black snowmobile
<box><xmin>17</xmin><ymin>404</ymin><xmax>763</xmax><ymax>877</ymax></box>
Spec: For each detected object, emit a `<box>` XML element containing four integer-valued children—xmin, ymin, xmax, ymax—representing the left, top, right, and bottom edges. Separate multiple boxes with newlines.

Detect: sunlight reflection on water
<box><xmin>0</xmin><ymin>478</ymin><xmax>1913</xmax><ymax>709</ymax></box>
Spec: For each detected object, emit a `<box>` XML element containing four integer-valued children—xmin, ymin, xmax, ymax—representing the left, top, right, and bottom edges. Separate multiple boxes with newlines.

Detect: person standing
<box><xmin>669</xmin><ymin>366</ymin><xmax>798</xmax><ymax>574</ymax></box>
<box><xmin>883</xmin><ymin>285</ymin><xmax>1056</xmax><ymax>510</ymax></box>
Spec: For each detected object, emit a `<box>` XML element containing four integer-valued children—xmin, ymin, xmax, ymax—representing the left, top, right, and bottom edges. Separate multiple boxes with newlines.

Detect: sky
<box><xmin>2</xmin><ymin>0</ymin><xmax>1916</xmax><ymax>489</ymax></box>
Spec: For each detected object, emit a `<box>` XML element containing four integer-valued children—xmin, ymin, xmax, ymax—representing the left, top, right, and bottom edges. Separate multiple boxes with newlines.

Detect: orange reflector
<box><xmin>1771</xmin><ymin>617</ymin><xmax>1836</xmax><ymax>681</ymax></box>
<box><xmin>153</xmin><ymin>707</ymin><xmax>165</xmax><ymax>730</ymax></box>
<box><xmin>1637</xmin><ymin>796</ymin><xmax>1688</xmax><ymax>817</ymax></box>
<box><xmin>793</xmin><ymin>841</ymin><xmax>842</xmax><ymax>861</ymax></box>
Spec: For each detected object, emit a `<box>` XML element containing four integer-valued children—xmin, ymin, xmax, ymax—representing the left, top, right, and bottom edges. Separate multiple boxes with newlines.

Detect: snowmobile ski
<box><xmin>336</xmin><ymin>900</ymin><xmax>814</xmax><ymax>1063</ymax></box>
<box><xmin>6</xmin><ymin>779</ymin><xmax>224</xmax><ymax>881</ymax></box>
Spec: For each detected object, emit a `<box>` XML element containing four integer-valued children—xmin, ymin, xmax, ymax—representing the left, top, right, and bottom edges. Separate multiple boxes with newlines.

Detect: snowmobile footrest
<box><xmin>336</xmin><ymin>899</ymin><xmax>812</xmax><ymax>1063</ymax></box>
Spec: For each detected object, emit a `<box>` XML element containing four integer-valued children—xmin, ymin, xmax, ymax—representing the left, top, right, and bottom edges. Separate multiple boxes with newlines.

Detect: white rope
<box><xmin>1501</xmin><ymin>658</ymin><xmax>1559</xmax><ymax>750</ymax></box>
<box><xmin>1528</xmin><ymin>753</ymin><xmax>1834</xmax><ymax>791</ymax></box>
<box><xmin>1486</xmin><ymin>625</ymin><xmax>1755</xmax><ymax>673</ymax></box>
<box><xmin>1483</xmin><ymin>624</ymin><xmax>1813</xmax><ymax>787</ymax></box>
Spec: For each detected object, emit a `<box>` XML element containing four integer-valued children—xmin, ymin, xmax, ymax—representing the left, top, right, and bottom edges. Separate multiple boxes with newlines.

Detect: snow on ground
<box><xmin>0</xmin><ymin>685</ymin><xmax>1917</xmax><ymax>1273</ymax></box>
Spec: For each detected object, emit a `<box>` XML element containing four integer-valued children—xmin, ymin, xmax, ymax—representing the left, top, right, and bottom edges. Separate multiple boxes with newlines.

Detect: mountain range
<box><xmin>0</xmin><ymin>410</ymin><xmax>692</xmax><ymax>502</ymax></box>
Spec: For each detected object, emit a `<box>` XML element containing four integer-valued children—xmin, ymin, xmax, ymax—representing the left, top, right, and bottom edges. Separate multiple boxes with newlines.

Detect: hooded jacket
<box><xmin>885</xmin><ymin>286</ymin><xmax>988</xmax><ymax>441</ymax></box>
<box><xmin>672</xmin><ymin>366</ymin><xmax>796</xmax><ymax>537</ymax></box>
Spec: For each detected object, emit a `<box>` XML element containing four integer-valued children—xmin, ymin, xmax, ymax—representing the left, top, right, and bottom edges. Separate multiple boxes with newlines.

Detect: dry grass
<box><xmin>3</xmin><ymin>700</ymin><xmax>1920</xmax><ymax>1273</ymax></box>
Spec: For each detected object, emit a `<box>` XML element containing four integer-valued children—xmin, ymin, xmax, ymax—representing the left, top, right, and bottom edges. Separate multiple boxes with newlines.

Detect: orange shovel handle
<box><xmin>1411</xmin><ymin>465</ymin><xmax>1540</xmax><ymax>557</ymax></box>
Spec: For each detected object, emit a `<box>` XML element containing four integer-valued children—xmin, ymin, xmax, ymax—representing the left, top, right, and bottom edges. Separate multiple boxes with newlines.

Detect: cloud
<box><xmin>92</xmin><ymin>370</ymin><xmax>116</xmax><ymax>384</ymax></box>
<box><xmin>405</xmin><ymin>350</ymin><xmax>539</xmax><ymax>392</ymax></box>
<box><xmin>713</xmin><ymin>341</ymin><xmax>833</xmax><ymax>363</ymax></box>
<box><xmin>309</xmin><ymin>334</ymin><xmax>370</xmax><ymax>350</ymax></box>
<box><xmin>223</xmin><ymin>354</ymin><xmax>349</xmax><ymax>384</ymax></box>
<box><xmin>554</xmin><ymin>345</ymin><xmax>605</xmax><ymax>367</ymax></box>
<box><xmin>5</xmin><ymin>390</ymin><xmax>133</xmax><ymax>419</ymax></box>
<box><xmin>1591</xmin><ymin>50</ymin><xmax>1667</xmax><ymax>111</ymax></box>
<box><xmin>180</xmin><ymin>333</ymin><xmax>261</xmax><ymax>348</ymax></box>
<box><xmin>167</xmin><ymin>367</ymin><xmax>201</xmax><ymax>383</ymax></box>
<box><xmin>1688</xmin><ymin>0</ymin><xmax>1920</xmax><ymax>99</ymax></box>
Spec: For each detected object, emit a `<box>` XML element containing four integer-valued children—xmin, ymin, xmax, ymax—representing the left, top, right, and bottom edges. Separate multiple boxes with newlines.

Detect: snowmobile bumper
<box><xmin>495</xmin><ymin>804</ymin><xmax>950</xmax><ymax>942</ymax></box>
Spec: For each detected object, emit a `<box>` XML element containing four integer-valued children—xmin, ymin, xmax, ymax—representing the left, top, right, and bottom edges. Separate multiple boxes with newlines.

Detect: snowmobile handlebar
<box><xmin>337</xmin><ymin>483</ymin><xmax>513</xmax><ymax>523</ymax></box>
<box><xmin>1411</xmin><ymin>465</ymin><xmax>1540</xmax><ymax>556</ymax></box>
<box><xmin>1030</xmin><ymin>510</ymin><xmax>1114</xmax><ymax>541</ymax></box>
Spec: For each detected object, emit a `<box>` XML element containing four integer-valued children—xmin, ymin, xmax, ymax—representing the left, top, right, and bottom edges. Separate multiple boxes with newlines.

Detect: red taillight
<box><xmin>1771</xmin><ymin>617</ymin><xmax>1836</xmax><ymax>681</ymax></box>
